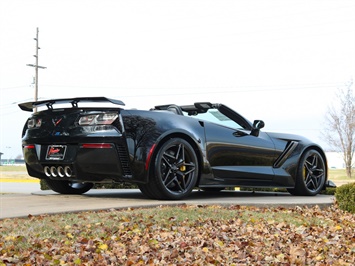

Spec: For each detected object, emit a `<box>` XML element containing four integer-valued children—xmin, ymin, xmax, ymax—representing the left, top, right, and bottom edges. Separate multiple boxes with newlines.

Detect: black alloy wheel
<box><xmin>290</xmin><ymin>149</ymin><xmax>326</xmax><ymax>196</ymax></box>
<box><xmin>45</xmin><ymin>179</ymin><xmax>93</xmax><ymax>194</ymax></box>
<box><xmin>145</xmin><ymin>138</ymin><xmax>199</xmax><ymax>200</ymax></box>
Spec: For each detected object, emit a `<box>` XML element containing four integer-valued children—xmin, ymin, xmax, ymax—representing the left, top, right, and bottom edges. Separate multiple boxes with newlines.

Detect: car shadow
<box><xmin>34</xmin><ymin>188</ymin><xmax>291</xmax><ymax>199</ymax></box>
<box><xmin>81</xmin><ymin>189</ymin><xmax>293</xmax><ymax>200</ymax></box>
<box><xmin>31</xmin><ymin>189</ymin><xmax>334</xmax><ymax>209</ymax></box>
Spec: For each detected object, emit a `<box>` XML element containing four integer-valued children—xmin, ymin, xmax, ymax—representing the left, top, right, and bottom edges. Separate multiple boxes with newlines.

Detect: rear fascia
<box><xmin>22</xmin><ymin>107</ymin><xmax>134</xmax><ymax>182</ymax></box>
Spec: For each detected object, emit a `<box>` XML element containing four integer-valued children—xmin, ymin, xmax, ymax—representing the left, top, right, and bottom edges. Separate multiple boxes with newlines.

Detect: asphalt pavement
<box><xmin>0</xmin><ymin>187</ymin><xmax>335</xmax><ymax>219</ymax></box>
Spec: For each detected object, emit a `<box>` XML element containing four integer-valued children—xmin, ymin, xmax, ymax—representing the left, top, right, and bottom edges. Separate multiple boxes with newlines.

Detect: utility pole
<box><xmin>27</xmin><ymin>27</ymin><xmax>46</xmax><ymax>113</ymax></box>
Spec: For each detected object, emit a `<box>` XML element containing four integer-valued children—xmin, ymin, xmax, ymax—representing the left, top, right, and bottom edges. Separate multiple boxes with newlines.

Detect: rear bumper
<box><xmin>23</xmin><ymin>142</ymin><xmax>133</xmax><ymax>182</ymax></box>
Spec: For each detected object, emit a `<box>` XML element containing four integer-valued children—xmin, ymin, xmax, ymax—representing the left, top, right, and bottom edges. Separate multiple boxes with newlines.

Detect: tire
<box><xmin>137</xmin><ymin>183</ymin><xmax>156</xmax><ymax>199</ymax></box>
<box><xmin>286</xmin><ymin>188</ymin><xmax>296</xmax><ymax>195</ymax></box>
<box><xmin>45</xmin><ymin>179</ymin><xmax>93</xmax><ymax>194</ymax></box>
<box><xmin>147</xmin><ymin>138</ymin><xmax>199</xmax><ymax>200</ymax></box>
<box><xmin>292</xmin><ymin>149</ymin><xmax>326</xmax><ymax>196</ymax></box>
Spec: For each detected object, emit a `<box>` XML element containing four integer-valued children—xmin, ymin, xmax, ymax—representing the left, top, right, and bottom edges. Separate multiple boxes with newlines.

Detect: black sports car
<box><xmin>19</xmin><ymin>97</ymin><xmax>332</xmax><ymax>200</ymax></box>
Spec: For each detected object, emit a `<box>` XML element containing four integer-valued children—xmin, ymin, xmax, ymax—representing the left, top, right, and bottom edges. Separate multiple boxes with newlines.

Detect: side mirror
<box><xmin>251</xmin><ymin>120</ymin><xmax>265</xmax><ymax>136</ymax></box>
<box><xmin>253</xmin><ymin>120</ymin><xmax>265</xmax><ymax>129</ymax></box>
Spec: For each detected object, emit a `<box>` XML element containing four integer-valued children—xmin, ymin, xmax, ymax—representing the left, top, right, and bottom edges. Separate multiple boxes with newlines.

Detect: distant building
<box><xmin>326</xmin><ymin>152</ymin><xmax>345</xmax><ymax>169</ymax></box>
<box><xmin>0</xmin><ymin>152</ymin><xmax>3</xmax><ymax>165</ymax></box>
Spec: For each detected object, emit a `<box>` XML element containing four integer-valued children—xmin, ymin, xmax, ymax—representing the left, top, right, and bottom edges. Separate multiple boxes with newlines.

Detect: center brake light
<box><xmin>78</xmin><ymin>113</ymin><xmax>118</xmax><ymax>126</ymax></box>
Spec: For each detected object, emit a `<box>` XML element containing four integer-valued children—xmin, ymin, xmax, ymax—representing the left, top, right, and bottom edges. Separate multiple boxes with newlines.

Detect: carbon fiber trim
<box><xmin>273</xmin><ymin>141</ymin><xmax>298</xmax><ymax>168</ymax></box>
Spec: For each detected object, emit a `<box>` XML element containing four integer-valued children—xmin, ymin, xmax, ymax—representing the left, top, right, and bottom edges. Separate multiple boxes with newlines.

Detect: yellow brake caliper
<box><xmin>179</xmin><ymin>164</ymin><xmax>186</xmax><ymax>181</ymax></box>
<box><xmin>303</xmin><ymin>166</ymin><xmax>307</xmax><ymax>180</ymax></box>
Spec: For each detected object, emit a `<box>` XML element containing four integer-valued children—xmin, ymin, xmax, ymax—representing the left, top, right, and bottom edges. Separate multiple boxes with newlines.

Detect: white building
<box><xmin>326</xmin><ymin>152</ymin><xmax>346</xmax><ymax>169</ymax></box>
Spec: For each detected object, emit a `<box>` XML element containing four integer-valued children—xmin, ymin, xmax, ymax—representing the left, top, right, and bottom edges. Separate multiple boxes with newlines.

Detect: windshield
<box><xmin>183</xmin><ymin>109</ymin><xmax>244</xmax><ymax>129</ymax></box>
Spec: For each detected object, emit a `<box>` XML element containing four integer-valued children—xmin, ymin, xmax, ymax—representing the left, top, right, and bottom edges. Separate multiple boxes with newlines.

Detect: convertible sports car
<box><xmin>19</xmin><ymin>97</ymin><xmax>331</xmax><ymax>200</ymax></box>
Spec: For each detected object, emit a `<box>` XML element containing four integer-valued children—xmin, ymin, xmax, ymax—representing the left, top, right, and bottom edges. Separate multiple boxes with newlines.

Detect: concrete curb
<box><xmin>0</xmin><ymin>189</ymin><xmax>335</xmax><ymax>219</ymax></box>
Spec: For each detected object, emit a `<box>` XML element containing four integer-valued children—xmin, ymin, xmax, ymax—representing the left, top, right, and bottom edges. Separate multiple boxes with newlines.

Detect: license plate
<box><xmin>46</xmin><ymin>145</ymin><xmax>67</xmax><ymax>160</ymax></box>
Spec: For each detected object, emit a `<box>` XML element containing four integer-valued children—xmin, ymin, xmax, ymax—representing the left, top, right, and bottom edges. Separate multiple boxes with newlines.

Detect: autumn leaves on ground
<box><xmin>1</xmin><ymin>205</ymin><xmax>354</xmax><ymax>265</ymax></box>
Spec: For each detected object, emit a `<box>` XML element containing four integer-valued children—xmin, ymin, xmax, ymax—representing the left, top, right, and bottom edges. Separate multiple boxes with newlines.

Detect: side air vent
<box><xmin>273</xmin><ymin>141</ymin><xmax>298</xmax><ymax>168</ymax></box>
<box><xmin>116</xmin><ymin>145</ymin><xmax>132</xmax><ymax>177</ymax></box>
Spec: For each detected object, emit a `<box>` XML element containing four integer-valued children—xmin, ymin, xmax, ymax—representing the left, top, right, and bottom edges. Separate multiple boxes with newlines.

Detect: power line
<box><xmin>41</xmin><ymin>81</ymin><xmax>343</xmax><ymax>90</ymax></box>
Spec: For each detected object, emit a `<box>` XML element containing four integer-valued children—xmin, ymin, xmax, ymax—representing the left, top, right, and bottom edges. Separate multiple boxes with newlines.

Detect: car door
<box><xmin>204</xmin><ymin>106</ymin><xmax>278</xmax><ymax>182</ymax></box>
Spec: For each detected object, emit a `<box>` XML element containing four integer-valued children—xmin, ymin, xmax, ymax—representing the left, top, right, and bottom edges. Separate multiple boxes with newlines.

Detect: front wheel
<box><xmin>146</xmin><ymin>138</ymin><xmax>199</xmax><ymax>200</ymax></box>
<box><xmin>45</xmin><ymin>179</ymin><xmax>93</xmax><ymax>194</ymax></box>
<box><xmin>291</xmin><ymin>149</ymin><xmax>326</xmax><ymax>196</ymax></box>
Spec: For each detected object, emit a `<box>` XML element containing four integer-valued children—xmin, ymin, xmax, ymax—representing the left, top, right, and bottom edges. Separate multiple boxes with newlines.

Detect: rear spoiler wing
<box><xmin>18</xmin><ymin>97</ymin><xmax>125</xmax><ymax>112</ymax></box>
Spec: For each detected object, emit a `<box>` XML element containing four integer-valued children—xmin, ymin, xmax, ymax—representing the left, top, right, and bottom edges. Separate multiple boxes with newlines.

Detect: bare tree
<box><xmin>323</xmin><ymin>81</ymin><xmax>355</xmax><ymax>178</ymax></box>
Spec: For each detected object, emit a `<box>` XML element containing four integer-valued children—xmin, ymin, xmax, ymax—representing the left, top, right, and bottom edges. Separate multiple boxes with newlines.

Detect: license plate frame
<box><xmin>46</xmin><ymin>145</ymin><xmax>67</xmax><ymax>160</ymax></box>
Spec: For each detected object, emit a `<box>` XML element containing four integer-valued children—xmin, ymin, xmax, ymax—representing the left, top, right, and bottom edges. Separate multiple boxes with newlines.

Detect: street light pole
<box><xmin>27</xmin><ymin>27</ymin><xmax>46</xmax><ymax>113</ymax></box>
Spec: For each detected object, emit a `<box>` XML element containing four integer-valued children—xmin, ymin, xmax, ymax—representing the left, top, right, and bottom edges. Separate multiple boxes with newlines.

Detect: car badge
<box><xmin>48</xmin><ymin>147</ymin><xmax>60</xmax><ymax>156</ymax></box>
<box><xmin>52</xmin><ymin>117</ymin><xmax>63</xmax><ymax>126</ymax></box>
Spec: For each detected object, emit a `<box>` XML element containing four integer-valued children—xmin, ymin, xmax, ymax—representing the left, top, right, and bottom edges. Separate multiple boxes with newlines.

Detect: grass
<box><xmin>328</xmin><ymin>168</ymin><xmax>353</xmax><ymax>180</ymax></box>
<box><xmin>328</xmin><ymin>169</ymin><xmax>354</xmax><ymax>186</ymax></box>
<box><xmin>0</xmin><ymin>205</ymin><xmax>331</xmax><ymax>243</ymax></box>
<box><xmin>0</xmin><ymin>165</ymin><xmax>27</xmax><ymax>172</ymax></box>
<box><xmin>1</xmin><ymin>205</ymin><xmax>354</xmax><ymax>265</ymax></box>
<box><xmin>0</xmin><ymin>165</ymin><xmax>37</xmax><ymax>181</ymax></box>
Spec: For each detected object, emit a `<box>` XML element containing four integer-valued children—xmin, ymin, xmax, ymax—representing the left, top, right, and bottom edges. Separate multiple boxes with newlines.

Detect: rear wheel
<box><xmin>146</xmin><ymin>138</ymin><xmax>199</xmax><ymax>200</ymax></box>
<box><xmin>291</xmin><ymin>149</ymin><xmax>326</xmax><ymax>196</ymax></box>
<box><xmin>45</xmin><ymin>179</ymin><xmax>93</xmax><ymax>194</ymax></box>
<box><xmin>137</xmin><ymin>183</ymin><xmax>156</xmax><ymax>199</ymax></box>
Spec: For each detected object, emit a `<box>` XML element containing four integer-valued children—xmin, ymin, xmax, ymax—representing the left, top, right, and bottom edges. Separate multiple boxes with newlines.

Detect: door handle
<box><xmin>233</xmin><ymin>131</ymin><xmax>247</xmax><ymax>137</ymax></box>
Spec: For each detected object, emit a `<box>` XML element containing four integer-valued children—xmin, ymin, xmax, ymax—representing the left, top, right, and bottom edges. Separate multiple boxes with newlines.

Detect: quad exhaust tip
<box><xmin>44</xmin><ymin>166</ymin><xmax>73</xmax><ymax>178</ymax></box>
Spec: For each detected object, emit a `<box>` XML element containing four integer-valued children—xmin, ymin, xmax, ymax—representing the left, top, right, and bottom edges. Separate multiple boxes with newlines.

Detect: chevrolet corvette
<box><xmin>19</xmin><ymin>97</ymin><xmax>331</xmax><ymax>200</ymax></box>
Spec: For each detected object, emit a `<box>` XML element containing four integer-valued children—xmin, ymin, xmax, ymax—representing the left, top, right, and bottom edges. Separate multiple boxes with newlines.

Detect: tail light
<box><xmin>27</xmin><ymin>118</ymin><xmax>42</xmax><ymax>128</ymax></box>
<box><xmin>78</xmin><ymin>113</ymin><xmax>118</xmax><ymax>126</ymax></box>
<box><xmin>24</xmin><ymin>144</ymin><xmax>35</xmax><ymax>149</ymax></box>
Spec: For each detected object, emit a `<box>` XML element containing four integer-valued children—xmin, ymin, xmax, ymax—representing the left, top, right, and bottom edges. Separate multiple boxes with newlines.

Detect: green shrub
<box><xmin>335</xmin><ymin>182</ymin><xmax>355</xmax><ymax>213</ymax></box>
<box><xmin>321</xmin><ymin>187</ymin><xmax>336</xmax><ymax>195</ymax></box>
<box><xmin>40</xmin><ymin>179</ymin><xmax>49</xmax><ymax>190</ymax></box>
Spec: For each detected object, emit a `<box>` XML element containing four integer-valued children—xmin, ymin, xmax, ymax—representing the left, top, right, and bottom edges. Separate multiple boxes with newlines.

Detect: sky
<box><xmin>0</xmin><ymin>0</ymin><xmax>354</xmax><ymax>159</ymax></box>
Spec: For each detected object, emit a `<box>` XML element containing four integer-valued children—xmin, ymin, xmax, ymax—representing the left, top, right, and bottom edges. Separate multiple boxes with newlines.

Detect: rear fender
<box><xmin>147</xmin><ymin>130</ymin><xmax>206</xmax><ymax>183</ymax></box>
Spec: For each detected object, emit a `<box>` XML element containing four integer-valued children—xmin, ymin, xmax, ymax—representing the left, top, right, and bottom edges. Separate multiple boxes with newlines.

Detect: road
<box><xmin>0</xmin><ymin>187</ymin><xmax>335</xmax><ymax>219</ymax></box>
<box><xmin>0</xmin><ymin>181</ymin><xmax>40</xmax><ymax>194</ymax></box>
